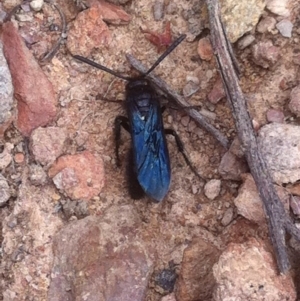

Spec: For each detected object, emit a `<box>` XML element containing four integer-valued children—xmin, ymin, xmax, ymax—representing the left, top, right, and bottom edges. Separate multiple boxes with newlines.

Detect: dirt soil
<box><xmin>1</xmin><ymin>0</ymin><xmax>300</xmax><ymax>300</ymax></box>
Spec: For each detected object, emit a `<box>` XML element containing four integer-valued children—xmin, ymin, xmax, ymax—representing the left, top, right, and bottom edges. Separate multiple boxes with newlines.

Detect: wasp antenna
<box><xmin>73</xmin><ymin>55</ymin><xmax>132</xmax><ymax>81</ymax></box>
<box><xmin>143</xmin><ymin>34</ymin><xmax>186</xmax><ymax>77</ymax></box>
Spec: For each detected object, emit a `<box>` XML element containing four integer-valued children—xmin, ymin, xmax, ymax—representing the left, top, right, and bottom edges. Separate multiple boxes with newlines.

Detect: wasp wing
<box><xmin>129</xmin><ymin>100</ymin><xmax>171</xmax><ymax>202</ymax></box>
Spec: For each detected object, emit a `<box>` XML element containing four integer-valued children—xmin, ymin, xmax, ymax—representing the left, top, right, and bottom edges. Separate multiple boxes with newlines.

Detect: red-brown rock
<box><xmin>2</xmin><ymin>22</ymin><xmax>57</xmax><ymax>137</ymax></box>
<box><xmin>208</xmin><ymin>77</ymin><xmax>225</xmax><ymax>104</ymax></box>
<box><xmin>48</xmin><ymin>205</ymin><xmax>155</xmax><ymax>301</ymax></box>
<box><xmin>48</xmin><ymin>151</ymin><xmax>105</xmax><ymax>201</ymax></box>
<box><xmin>266</xmin><ymin>108</ymin><xmax>285</xmax><ymax>123</ymax></box>
<box><xmin>89</xmin><ymin>0</ymin><xmax>131</xmax><ymax>25</ymax></box>
<box><xmin>197</xmin><ymin>37</ymin><xmax>213</xmax><ymax>61</ymax></box>
<box><xmin>175</xmin><ymin>238</ymin><xmax>221</xmax><ymax>301</ymax></box>
<box><xmin>218</xmin><ymin>151</ymin><xmax>249</xmax><ymax>181</ymax></box>
<box><xmin>67</xmin><ymin>5</ymin><xmax>112</xmax><ymax>56</ymax></box>
<box><xmin>234</xmin><ymin>173</ymin><xmax>290</xmax><ymax>224</ymax></box>
<box><xmin>252</xmin><ymin>40</ymin><xmax>281</xmax><ymax>69</ymax></box>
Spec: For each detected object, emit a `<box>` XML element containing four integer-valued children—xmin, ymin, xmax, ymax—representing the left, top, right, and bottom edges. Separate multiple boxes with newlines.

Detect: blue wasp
<box><xmin>74</xmin><ymin>34</ymin><xmax>202</xmax><ymax>202</ymax></box>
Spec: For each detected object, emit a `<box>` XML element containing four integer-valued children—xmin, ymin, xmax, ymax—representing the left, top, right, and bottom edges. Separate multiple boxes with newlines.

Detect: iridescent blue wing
<box><xmin>128</xmin><ymin>98</ymin><xmax>171</xmax><ymax>202</ymax></box>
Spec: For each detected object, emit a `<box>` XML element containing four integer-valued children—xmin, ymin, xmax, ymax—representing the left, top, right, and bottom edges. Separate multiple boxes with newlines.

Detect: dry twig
<box><xmin>206</xmin><ymin>0</ymin><xmax>300</xmax><ymax>273</ymax></box>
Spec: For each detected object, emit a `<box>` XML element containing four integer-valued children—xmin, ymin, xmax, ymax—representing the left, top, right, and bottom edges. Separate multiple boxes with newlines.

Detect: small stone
<box><xmin>53</xmin><ymin>167</ymin><xmax>79</xmax><ymax>190</ymax></box>
<box><xmin>289</xmin><ymin>86</ymin><xmax>300</xmax><ymax>117</ymax></box>
<box><xmin>60</xmin><ymin>199</ymin><xmax>89</xmax><ymax>220</ymax></box>
<box><xmin>252</xmin><ymin>40</ymin><xmax>280</xmax><ymax>68</ymax></box>
<box><xmin>258</xmin><ymin>123</ymin><xmax>300</xmax><ymax>184</ymax></box>
<box><xmin>229</xmin><ymin>137</ymin><xmax>244</xmax><ymax>158</ymax></box>
<box><xmin>0</xmin><ymin>174</ymin><xmax>10</xmax><ymax>206</ymax></box>
<box><xmin>0</xmin><ymin>41</ymin><xmax>14</xmax><ymax>137</ymax></box>
<box><xmin>204</xmin><ymin>179</ymin><xmax>221</xmax><ymax>200</ymax></box>
<box><xmin>30</xmin><ymin>0</ymin><xmax>44</xmax><ymax>12</ymax></box>
<box><xmin>237</xmin><ymin>34</ymin><xmax>255</xmax><ymax>50</ymax></box>
<box><xmin>15</xmin><ymin>13</ymin><xmax>33</xmax><ymax>22</ymax></box>
<box><xmin>0</xmin><ymin>143</ymin><xmax>14</xmax><ymax>170</ymax></box>
<box><xmin>182</xmin><ymin>80</ymin><xmax>199</xmax><ymax>97</ymax></box>
<box><xmin>153</xmin><ymin>0</ymin><xmax>164</xmax><ymax>21</ymax></box>
<box><xmin>266</xmin><ymin>108</ymin><xmax>285</xmax><ymax>123</ymax></box>
<box><xmin>29</xmin><ymin>164</ymin><xmax>48</xmax><ymax>185</ymax></box>
<box><xmin>154</xmin><ymin>266</ymin><xmax>177</xmax><ymax>293</ymax></box>
<box><xmin>181</xmin><ymin>116</ymin><xmax>190</xmax><ymax>127</ymax></box>
<box><xmin>208</xmin><ymin>77</ymin><xmax>225</xmax><ymax>104</ymax></box>
<box><xmin>3</xmin><ymin>0</ymin><xmax>22</xmax><ymax>10</ymax></box>
<box><xmin>220</xmin><ymin>0</ymin><xmax>266</xmax><ymax>42</ymax></box>
<box><xmin>276</xmin><ymin>19</ymin><xmax>293</xmax><ymax>38</ymax></box>
<box><xmin>266</xmin><ymin>0</ymin><xmax>290</xmax><ymax>17</ymax></box>
<box><xmin>197</xmin><ymin>37</ymin><xmax>213</xmax><ymax>61</ymax></box>
<box><xmin>219</xmin><ymin>151</ymin><xmax>248</xmax><ymax>181</ymax></box>
<box><xmin>256</xmin><ymin>16</ymin><xmax>276</xmax><ymax>33</ymax></box>
<box><xmin>7</xmin><ymin>216</ymin><xmax>17</xmax><ymax>228</ymax></box>
<box><xmin>176</xmin><ymin>238</ymin><xmax>221</xmax><ymax>301</ymax></box>
<box><xmin>221</xmin><ymin>207</ymin><xmax>234</xmax><ymax>226</ymax></box>
<box><xmin>14</xmin><ymin>152</ymin><xmax>24</xmax><ymax>164</ymax></box>
<box><xmin>293</xmin><ymin>54</ymin><xmax>300</xmax><ymax>65</ymax></box>
<box><xmin>93</xmin><ymin>1</ymin><xmax>131</xmax><ymax>25</ymax></box>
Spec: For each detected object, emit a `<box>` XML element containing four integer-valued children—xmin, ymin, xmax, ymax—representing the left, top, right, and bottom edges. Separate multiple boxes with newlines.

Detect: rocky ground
<box><xmin>0</xmin><ymin>0</ymin><xmax>300</xmax><ymax>300</ymax></box>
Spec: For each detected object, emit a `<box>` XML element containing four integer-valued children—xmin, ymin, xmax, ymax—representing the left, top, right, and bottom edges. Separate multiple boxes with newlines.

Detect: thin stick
<box><xmin>206</xmin><ymin>0</ymin><xmax>300</xmax><ymax>274</ymax></box>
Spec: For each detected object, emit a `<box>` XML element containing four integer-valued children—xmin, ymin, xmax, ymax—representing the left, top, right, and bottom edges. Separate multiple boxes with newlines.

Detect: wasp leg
<box><xmin>165</xmin><ymin>128</ymin><xmax>203</xmax><ymax>180</ymax></box>
<box><xmin>115</xmin><ymin>116</ymin><xmax>130</xmax><ymax>167</ymax></box>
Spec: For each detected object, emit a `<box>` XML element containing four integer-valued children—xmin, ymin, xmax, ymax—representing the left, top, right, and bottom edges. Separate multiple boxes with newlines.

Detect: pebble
<box><xmin>204</xmin><ymin>179</ymin><xmax>221</xmax><ymax>200</ymax></box>
<box><xmin>153</xmin><ymin>0</ymin><xmax>164</xmax><ymax>21</ymax></box>
<box><xmin>256</xmin><ymin>16</ymin><xmax>276</xmax><ymax>33</ymax></box>
<box><xmin>197</xmin><ymin>37</ymin><xmax>213</xmax><ymax>61</ymax></box>
<box><xmin>208</xmin><ymin>78</ymin><xmax>225</xmax><ymax>104</ymax></box>
<box><xmin>14</xmin><ymin>153</ymin><xmax>25</xmax><ymax>164</ymax></box>
<box><xmin>221</xmin><ymin>207</ymin><xmax>234</xmax><ymax>226</ymax></box>
<box><xmin>29</xmin><ymin>164</ymin><xmax>48</xmax><ymax>186</ymax></box>
<box><xmin>30</xmin><ymin>0</ymin><xmax>44</xmax><ymax>12</ymax></box>
<box><xmin>266</xmin><ymin>0</ymin><xmax>290</xmax><ymax>17</ymax></box>
<box><xmin>182</xmin><ymin>81</ymin><xmax>200</xmax><ymax>97</ymax></box>
<box><xmin>266</xmin><ymin>108</ymin><xmax>285</xmax><ymax>123</ymax></box>
<box><xmin>252</xmin><ymin>40</ymin><xmax>280</xmax><ymax>68</ymax></box>
<box><xmin>219</xmin><ymin>151</ymin><xmax>248</xmax><ymax>181</ymax></box>
<box><xmin>237</xmin><ymin>34</ymin><xmax>255</xmax><ymax>50</ymax></box>
<box><xmin>258</xmin><ymin>123</ymin><xmax>300</xmax><ymax>184</ymax></box>
<box><xmin>181</xmin><ymin>116</ymin><xmax>190</xmax><ymax>127</ymax></box>
<box><xmin>0</xmin><ymin>143</ymin><xmax>13</xmax><ymax>170</ymax></box>
<box><xmin>0</xmin><ymin>41</ymin><xmax>14</xmax><ymax>137</ymax></box>
<box><xmin>276</xmin><ymin>19</ymin><xmax>293</xmax><ymax>38</ymax></box>
<box><xmin>0</xmin><ymin>174</ymin><xmax>10</xmax><ymax>206</ymax></box>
